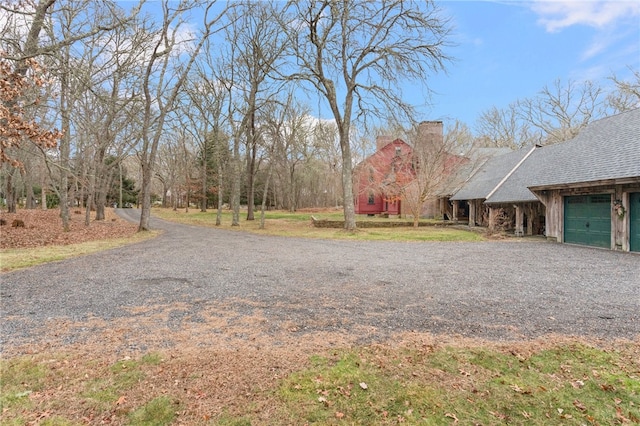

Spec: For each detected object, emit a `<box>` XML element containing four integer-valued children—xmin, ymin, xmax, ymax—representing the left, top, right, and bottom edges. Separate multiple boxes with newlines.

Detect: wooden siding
<box><xmin>532</xmin><ymin>180</ymin><xmax>640</xmax><ymax>251</ymax></box>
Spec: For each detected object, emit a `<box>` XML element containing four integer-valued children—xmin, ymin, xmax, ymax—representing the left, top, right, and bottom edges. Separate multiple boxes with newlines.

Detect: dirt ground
<box><xmin>0</xmin><ymin>208</ymin><xmax>138</xmax><ymax>249</ymax></box>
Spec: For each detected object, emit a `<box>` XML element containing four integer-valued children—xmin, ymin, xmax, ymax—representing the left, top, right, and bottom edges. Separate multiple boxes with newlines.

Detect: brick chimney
<box><xmin>417</xmin><ymin>121</ymin><xmax>443</xmax><ymax>147</ymax></box>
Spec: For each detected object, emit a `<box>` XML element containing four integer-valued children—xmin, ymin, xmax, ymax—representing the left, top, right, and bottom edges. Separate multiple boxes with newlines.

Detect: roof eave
<box><xmin>484</xmin><ymin>198</ymin><xmax>539</xmax><ymax>206</ymax></box>
<box><xmin>528</xmin><ymin>176</ymin><xmax>640</xmax><ymax>192</ymax></box>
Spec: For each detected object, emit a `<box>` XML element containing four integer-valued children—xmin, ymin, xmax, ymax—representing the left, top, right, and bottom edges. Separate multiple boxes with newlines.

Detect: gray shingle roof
<box><xmin>483</xmin><ymin>147</ymin><xmax>542</xmax><ymax>204</ymax></box>
<box><xmin>530</xmin><ymin>108</ymin><xmax>640</xmax><ymax>186</ymax></box>
<box><xmin>450</xmin><ymin>147</ymin><xmax>531</xmax><ymax>201</ymax></box>
<box><xmin>438</xmin><ymin>147</ymin><xmax>512</xmax><ymax>196</ymax></box>
<box><xmin>485</xmin><ymin>108</ymin><xmax>640</xmax><ymax>204</ymax></box>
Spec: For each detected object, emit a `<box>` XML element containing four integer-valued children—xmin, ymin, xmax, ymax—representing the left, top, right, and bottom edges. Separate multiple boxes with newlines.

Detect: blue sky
<box><xmin>130</xmin><ymin>1</ymin><xmax>639</xmax><ymax>134</ymax></box>
<box><xmin>417</xmin><ymin>0</ymin><xmax>640</xmax><ymax>129</ymax></box>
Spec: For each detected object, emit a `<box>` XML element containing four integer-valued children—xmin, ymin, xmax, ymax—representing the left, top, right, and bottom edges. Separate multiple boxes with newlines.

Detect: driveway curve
<box><xmin>1</xmin><ymin>208</ymin><xmax>638</xmax><ymax>354</ymax></box>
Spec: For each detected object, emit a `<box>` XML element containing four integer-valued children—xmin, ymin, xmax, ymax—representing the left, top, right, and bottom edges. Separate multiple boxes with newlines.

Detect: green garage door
<box><xmin>630</xmin><ymin>192</ymin><xmax>640</xmax><ymax>252</ymax></box>
<box><xmin>564</xmin><ymin>194</ymin><xmax>611</xmax><ymax>248</ymax></box>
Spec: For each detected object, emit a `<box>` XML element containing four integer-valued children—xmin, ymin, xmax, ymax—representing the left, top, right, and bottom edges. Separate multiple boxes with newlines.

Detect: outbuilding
<box><xmin>450</xmin><ymin>147</ymin><xmax>541</xmax><ymax>232</ymax></box>
<box><xmin>450</xmin><ymin>108</ymin><xmax>640</xmax><ymax>252</ymax></box>
<box><xmin>525</xmin><ymin>109</ymin><xmax>640</xmax><ymax>252</ymax></box>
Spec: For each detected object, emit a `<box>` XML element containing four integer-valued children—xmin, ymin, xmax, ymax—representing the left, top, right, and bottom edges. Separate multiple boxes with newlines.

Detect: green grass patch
<box><xmin>276</xmin><ymin>344</ymin><xmax>640</xmax><ymax>425</ymax></box>
<box><xmin>151</xmin><ymin>208</ymin><xmax>483</xmax><ymax>242</ymax></box>
<box><xmin>2</xmin><ymin>343</ymin><xmax>637</xmax><ymax>425</ymax></box>
<box><xmin>82</xmin><ymin>355</ymin><xmax>159</xmax><ymax>409</ymax></box>
<box><xmin>0</xmin><ymin>357</ymin><xmax>47</xmax><ymax>412</ymax></box>
<box><xmin>127</xmin><ymin>396</ymin><xmax>177</xmax><ymax>425</ymax></box>
<box><xmin>0</xmin><ymin>230</ymin><xmax>159</xmax><ymax>273</ymax></box>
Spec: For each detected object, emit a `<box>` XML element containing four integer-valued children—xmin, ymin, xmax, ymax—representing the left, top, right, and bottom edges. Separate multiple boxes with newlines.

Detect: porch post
<box><xmin>515</xmin><ymin>205</ymin><xmax>524</xmax><ymax>237</ymax></box>
<box><xmin>469</xmin><ymin>201</ymin><xmax>476</xmax><ymax>226</ymax></box>
<box><xmin>488</xmin><ymin>206</ymin><xmax>496</xmax><ymax>231</ymax></box>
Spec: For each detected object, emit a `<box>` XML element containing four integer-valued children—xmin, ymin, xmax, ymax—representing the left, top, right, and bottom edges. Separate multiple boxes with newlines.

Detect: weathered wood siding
<box><xmin>535</xmin><ymin>191</ymin><xmax>562</xmax><ymax>242</ymax></box>
<box><xmin>533</xmin><ymin>180</ymin><xmax>640</xmax><ymax>251</ymax></box>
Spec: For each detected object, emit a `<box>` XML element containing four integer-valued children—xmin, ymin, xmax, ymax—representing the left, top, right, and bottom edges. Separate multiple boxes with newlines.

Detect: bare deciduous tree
<box><xmin>476</xmin><ymin>79</ymin><xmax>607</xmax><ymax>149</ymax></box>
<box><xmin>180</xmin><ymin>68</ymin><xmax>227</xmax><ymax>213</ymax></box>
<box><xmin>282</xmin><ymin>0</ymin><xmax>451</xmax><ymax>230</ymax></box>
<box><xmin>519</xmin><ymin>79</ymin><xmax>606</xmax><ymax>145</ymax></box>
<box><xmin>220</xmin><ymin>1</ymin><xmax>287</xmax><ymax>222</ymax></box>
<box><xmin>71</xmin><ymin>18</ymin><xmax>149</xmax><ymax>222</ymax></box>
<box><xmin>475</xmin><ymin>103</ymin><xmax>535</xmax><ymax>149</ymax></box>
<box><xmin>137</xmin><ymin>1</ymin><xmax>228</xmax><ymax>231</ymax></box>
<box><xmin>1</xmin><ymin>0</ymin><xmax>138</xmax><ymax>226</ymax></box>
<box><xmin>444</xmin><ymin>119</ymin><xmax>476</xmax><ymax>155</ymax></box>
<box><xmin>608</xmin><ymin>67</ymin><xmax>640</xmax><ymax>113</ymax></box>
<box><xmin>264</xmin><ymin>92</ymin><xmax>316</xmax><ymax>212</ymax></box>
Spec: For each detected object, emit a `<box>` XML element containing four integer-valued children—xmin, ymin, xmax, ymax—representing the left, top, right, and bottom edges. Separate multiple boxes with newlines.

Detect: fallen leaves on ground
<box><xmin>0</xmin><ymin>208</ymin><xmax>138</xmax><ymax>249</ymax></box>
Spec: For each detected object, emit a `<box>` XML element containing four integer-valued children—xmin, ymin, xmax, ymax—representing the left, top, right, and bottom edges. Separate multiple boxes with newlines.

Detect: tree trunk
<box><xmin>85</xmin><ymin>163</ymin><xmax>96</xmax><ymax>226</ymax></box>
<box><xmin>216</xmin><ymin>161</ymin><xmax>223</xmax><ymax>226</ymax></box>
<box><xmin>259</xmin><ymin>165</ymin><xmax>273</xmax><ymax>229</ymax></box>
<box><xmin>172</xmin><ymin>184</ymin><xmax>178</xmax><ymax>211</ymax></box>
<box><xmin>231</xmin><ymin>135</ymin><xmax>241</xmax><ymax>226</ymax></box>
<box><xmin>95</xmin><ymin>185</ymin><xmax>107</xmax><ymax>220</ymax></box>
<box><xmin>5</xmin><ymin>167</ymin><xmax>17</xmax><ymax>213</ymax></box>
<box><xmin>23</xmin><ymin>166</ymin><xmax>36</xmax><ymax>209</ymax></box>
<box><xmin>138</xmin><ymin>161</ymin><xmax>153</xmax><ymax>231</ymax></box>
<box><xmin>41</xmin><ymin>173</ymin><xmax>47</xmax><ymax>210</ymax></box>
<box><xmin>59</xmin><ymin>62</ymin><xmax>71</xmax><ymax>232</ymax></box>
<box><xmin>26</xmin><ymin>186</ymin><xmax>35</xmax><ymax>209</ymax></box>
<box><xmin>338</xmin><ymin>128</ymin><xmax>356</xmax><ymax>231</ymax></box>
<box><xmin>160</xmin><ymin>179</ymin><xmax>169</xmax><ymax>208</ymax></box>
<box><xmin>95</xmin><ymin>199</ymin><xmax>105</xmax><ymax>220</ymax></box>
<box><xmin>246</xmin><ymin>142</ymin><xmax>256</xmax><ymax>220</ymax></box>
<box><xmin>118</xmin><ymin>163</ymin><xmax>123</xmax><ymax>209</ymax></box>
<box><xmin>94</xmin><ymin>151</ymin><xmax>108</xmax><ymax>221</ymax></box>
<box><xmin>288</xmin><ymin>165</ymin><xmax>296</xmax><ymax>212</ymax></box>
<box><xmin>200</xmin><ymin>152</ymin><xmax>207</xmax><ymax>212</ymax></box>
<box><xmin>185</xmin><ymin>175</ymin><xmax>190</xmax><ymax>213</ymax></box>
<box><xmin>84</xmin><ymin>191</ymin><xmax>92</xmax><ymax>226</ymax></box>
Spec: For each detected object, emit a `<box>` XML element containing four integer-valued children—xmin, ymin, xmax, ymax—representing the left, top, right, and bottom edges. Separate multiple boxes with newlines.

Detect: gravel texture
<box><xmin>1</xmin><ymin>208</ymin><xmax>638</xmax><ymax>354</ymax></box>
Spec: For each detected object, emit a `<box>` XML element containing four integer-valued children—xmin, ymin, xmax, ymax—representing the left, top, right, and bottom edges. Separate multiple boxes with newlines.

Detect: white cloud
<box><xmin>529</xmin><ymin>0</ymin><xmax>640</xmax><ymax>33</ymax></box>
<box><xmin>581</xmin><ymin>38</ymin><xmax>608</xmax><ymax>60</ymax></box>
<box><xmin>569</xmin><ymin>63</ymin><xmax>609</xmax><ymax>82</ymax></box>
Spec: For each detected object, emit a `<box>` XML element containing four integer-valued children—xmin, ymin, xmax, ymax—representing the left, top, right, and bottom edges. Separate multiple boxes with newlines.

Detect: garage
<box><xmin>630</xmin><ymin>192</ymin><xmax>640</xmax><ymax>252</ymax></box>
<box><xmin>564</xmin><ymin>194</ymin><xmax>611</xmax><ymax>248</ymax></box>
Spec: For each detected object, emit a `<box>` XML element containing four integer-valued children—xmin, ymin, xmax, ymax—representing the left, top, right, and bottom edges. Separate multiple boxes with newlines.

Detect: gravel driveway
<box><xmin>1</xmin><ymin>209</ymin><xmax>638</xmax><ymax>354</ymax></box>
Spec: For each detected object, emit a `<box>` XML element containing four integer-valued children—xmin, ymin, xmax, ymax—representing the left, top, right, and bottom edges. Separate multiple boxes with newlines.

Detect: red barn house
<box><xmin>354</xmin><ymin>137</ymin><xmax>414</xmax><ymax>216</ymax></box>
<box><xmin>354</xmin><ymin>121</ymin><xmax>469</xmax><ymax>220</ymax></box>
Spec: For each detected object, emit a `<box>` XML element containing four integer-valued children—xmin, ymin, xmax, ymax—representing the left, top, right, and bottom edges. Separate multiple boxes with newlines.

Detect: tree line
<box><xmin>1</xmin><ymin>0</ymin><xmax>638</xmax><ymax>231</ymax></box>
